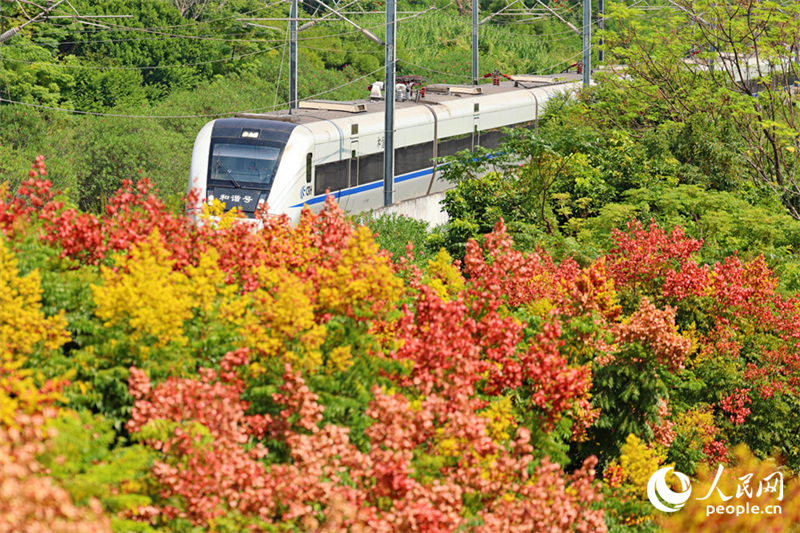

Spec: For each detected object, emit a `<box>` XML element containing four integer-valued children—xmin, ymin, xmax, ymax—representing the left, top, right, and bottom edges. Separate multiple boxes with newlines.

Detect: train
<box><xmin>187</xmin><ymin>73</ymin><xmax>581</xmax><ymax>223</ymax></box>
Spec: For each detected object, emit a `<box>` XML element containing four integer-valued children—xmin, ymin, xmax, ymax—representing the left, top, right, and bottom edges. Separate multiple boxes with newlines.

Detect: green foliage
<box><xmin>353</xmin><ymin>211</ymin><xmax>432</xmax><ymax>266</ymax></box>
<box><xmin>580</xmin><ymin>184</ymin><xmax>800</xmax><ymax>262</ymax></box>
<box><xmin>580</xmin><ymin>345</ymin><xmax>668</xmax><ymax>464</ymax></box>
<box><xmin>599</xmin><ymin>0</ymin><xmax>800</xmax><ymax>219</ymax></box>
<box><xmin>38</xmin><ymin>410</ymin><xmax>155</xmax><ymax>516</ymax></box>
<box><xmin>72</xmin><ymin>116</ymin><xmax>187</xmax><ymax>211</ymax></box>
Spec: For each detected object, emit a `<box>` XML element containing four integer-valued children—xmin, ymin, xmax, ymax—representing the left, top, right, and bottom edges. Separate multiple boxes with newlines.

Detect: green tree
<box><xmin>601</xmin><ymin>0</ymin><xmax>800</xmax><ymax>219</ymax></box>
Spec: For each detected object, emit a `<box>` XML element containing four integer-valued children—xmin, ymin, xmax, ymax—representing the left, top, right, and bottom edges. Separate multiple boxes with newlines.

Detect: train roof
<box><xmin>236</xmin><ymin>73</ymin><xmax>582</xmax><ymax>124</ymax></box>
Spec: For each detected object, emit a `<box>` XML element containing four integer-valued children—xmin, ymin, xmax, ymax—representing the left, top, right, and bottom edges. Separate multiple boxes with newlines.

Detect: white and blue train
<box><xmin>188</xmin><ymin>74</ymin><xmax>580</xmax><ymax>223</ymax></box>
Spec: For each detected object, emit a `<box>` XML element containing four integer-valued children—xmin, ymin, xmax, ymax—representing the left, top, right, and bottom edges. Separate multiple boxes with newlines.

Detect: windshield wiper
<box><xmin>215</xmin><ymin>157</ymin><xmax>242</xmax><ymax>188</ymax></box>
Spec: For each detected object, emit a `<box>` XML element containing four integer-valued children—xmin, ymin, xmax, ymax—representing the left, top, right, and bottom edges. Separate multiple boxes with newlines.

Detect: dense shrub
<box><xmin>1</xmin><ymin>157</ymin><xmax>800</xmax><ymax>532</ymax></box>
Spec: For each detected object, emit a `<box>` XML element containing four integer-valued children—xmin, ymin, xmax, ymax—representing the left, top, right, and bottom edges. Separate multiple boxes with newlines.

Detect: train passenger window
<box><xmin>315</xmin><ymin>160</ymin><xmax>349</xmax><ymax>193</ymax></box>
<box><xmin>438</xmin><ymin>133</ymin><xmax>473</xmax><ymax>158</ymax></box>
<box><xmin>396</xmin><ymin>142</ymin><xmax>435</xmax><ymax>176</ymax></box>
<box><xmin>479</xmin><ymin>128</ymin><xmax>506</xmax><ymax>150</ymax></box>
<box><xmin>306</xmin><ymin>153</ymin><xmax>312</xmax><ymax>183</ymax></box>
<box><xmin>358</xmin><ymin>153</ymin><xmax>383</xmax><ymax>185</ymax></box>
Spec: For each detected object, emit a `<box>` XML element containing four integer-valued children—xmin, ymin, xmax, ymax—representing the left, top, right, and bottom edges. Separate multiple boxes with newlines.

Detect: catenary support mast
<box><xmin>583</xmin><ymin>0</ymin><xmax>591</xmax><ymax>86</ymax></box>
<box><xmin>383</xmin><ymin>0</ymin><xmax>396</xmax><ymax>206</ymax></box>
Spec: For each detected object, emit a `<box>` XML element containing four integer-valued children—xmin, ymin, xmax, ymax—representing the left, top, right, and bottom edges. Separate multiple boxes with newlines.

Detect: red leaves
<box><xmin>127</xmin><ymin>360</ymin><xmax>274</xmax><ymax>525</ymax></box>
<box><xmin>462</xmin><ymin>218</ymin><xmax>578</xmax><ymax>309</ymax></box>
<box><xmin>476</xmin><ymin>456</ymin><xmax>606</xmax><ymax>533</ymax></box>
<box><xmin>614</xmin><ymin>298</ymin><xmax>692</xmax><ymax>371</ymax></box>
<box><xmin>31</xmin><ymin>175</ymin><xmax>200</xmax><ymax>267</ymax></box>
<box><xmin>719</xmin><ymin>388</ymin><xmax>752</xmax><ymax>425</ymax></box>
<box><xmin>607</xmin><ymin>219</ymin><xmax>703</xmax><ymax>290</ymax></box>
<box><xmin>521</xmin><ymin>322</ymin><xmax>596</xmax><ymax>431</ymax></box>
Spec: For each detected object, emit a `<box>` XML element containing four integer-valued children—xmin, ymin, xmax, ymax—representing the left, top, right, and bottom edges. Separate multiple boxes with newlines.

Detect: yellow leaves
<box><xmin>326</xmin><ymin>345</ymin><xmax>354</xmax><ymax>373</ymax></box>
<box><xmin>0</xmin><ymin>239</ymin><xmax>70</xmax><ymax>357</ymax></box>
<box><xmin>527</xmin><ymin>298</ymin><xmax>555</xmax><ymax>317</ymax></box>
<box><xmin>184</xmin><ymin>248</ymin><xmax>235</xmax><ymax>314</ymax></box>
<box><xmin>674</xmin><ymin>406</ymin><xmax>717</xmax><ymax>450</ymax></box>
<box><xmin>88</xmin><ymin>213</ymin><xmax>406</xmax><ymax>376</ymax></box>
<box><xmin>92</xmin><ymin>232</ymin><xmax>194</xmax><ymax>348</ymax></box>
<box><xmin>424</xmin><ymin>249</ymin><xmax>464</xmax><ymax>301</ymax></box>
<box><xmin>619</xmin><ymin>433</ymin><xmax>669</xmax><ymax>497</ymax></box>
<box><xmin>316</xmin><ymin>226</ymin><xmax>403</xmax><ymax>316</ymax></box>
<box><xmin>0</xmin><ymin>237</ymin><xmax>70</xmax><ymax>428</ymax></box>
<box><xmin>482</xmin><ymin>396</ymin><xmax>517</xmax><ymax>444</ymax></box>
<box><xmin>201</xmin><ymin>198</ymin><xmax>243</xmax><ymax>229</ymax></box>
<box><xmin>245</xmin><ymin>268</ymin><xmax>327</xmax><ymax>373</ymax></box>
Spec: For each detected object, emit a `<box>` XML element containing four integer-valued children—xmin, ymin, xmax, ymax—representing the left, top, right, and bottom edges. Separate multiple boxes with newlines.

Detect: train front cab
<box><xmin>188</xmin><ymin>117</ymin><xmax>299</xmax><ymax>222</ymax></box>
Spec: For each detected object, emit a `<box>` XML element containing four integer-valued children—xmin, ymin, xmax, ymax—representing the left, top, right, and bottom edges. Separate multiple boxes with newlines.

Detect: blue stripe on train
<box><xmin>290</xmin><ymin>167</ymin><xmax>434</xmax><ymax>208</ymax></box>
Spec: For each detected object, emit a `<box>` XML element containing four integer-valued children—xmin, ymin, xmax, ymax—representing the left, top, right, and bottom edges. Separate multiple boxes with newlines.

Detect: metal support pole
<box><xmin>383</xmin><ymin>0</ymin><xmax>396</xmax><ymax>206</ymax></box>
<box><xmin>598</xmin><ymin>0</ymin><xmax>604</xmax><ymax>63</ymax></box>
<box><xmin>583</xmin><ymin>0</ymin><xmax>591</xmax><ymax>86</ymax></box>
<box><xmin>472</xmin><ymin>0</ymin><xmax>479</xmax><ymax>85</ymax></box>
<box><xmin>289</xmin><ymin>0</ymin><xmax>298</xmax><ymax>113</ymax></box>
<box><xmin>1</xmin><ymin>0</ymin><xmax>68</xmax><ymax>43</ymax></box>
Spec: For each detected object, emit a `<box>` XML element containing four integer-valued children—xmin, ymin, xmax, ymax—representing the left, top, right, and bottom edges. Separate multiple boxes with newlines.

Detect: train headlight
<box><xmin>257</xmin><ymin>191</ymin><xmax>269</xmax><ymax>210</ymax></box>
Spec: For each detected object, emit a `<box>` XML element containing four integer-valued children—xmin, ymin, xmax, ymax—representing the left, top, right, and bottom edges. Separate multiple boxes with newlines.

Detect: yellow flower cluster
<box><xmin>184</xmin><ymin>248</ymin><xmax>248</xmax><ymax>323</ymax></box>
<box><xmin>0</xmin><ymin>238</ymin><xmax>69</xmax><ymax>427</ymax></box>
<box><xmin>619</xmin><ymin>433</ymin><xmax>668</xmax><ymax>497</ymax></box>
<box><xmin>674</xmin><ymin>405</ymin><xmax>717</xmax><ymax>451</ymax></box>
<box><xmin>92</xmin><ymin>232</ymin><xmax>195</xmax><ymax>348</ymax></box>
<box><xmin>482</xmin><ymin>396</ymin><xmax>517</xmax><ymax>444</ymax></box>
<box><xmin>245</xmin><ymin>268</ymin><xmax>327</xmax><ymax>372</ymax></box>
<box><xmin>316</xmin><ymin>226</ymin><xmax>403</xmax><ymax>316</ymax></box>
<box><xmin>90</xmin><ymin>222</ymin><xmax>404</xmax><ymax>375</ymax></box>
<box><xmin>425</xmin><ymin>249</ymin><xmax>464</xmax><ymax>301</ymax></box>
<box><xmin>200</xmin><ymin>198</ymin><xmax>243</xmax><ymax>229</ymax></box>
<box><xmin>326</xmin><ymin>345</ymin><xmax>354</xmax><ymax>373</ymax></box>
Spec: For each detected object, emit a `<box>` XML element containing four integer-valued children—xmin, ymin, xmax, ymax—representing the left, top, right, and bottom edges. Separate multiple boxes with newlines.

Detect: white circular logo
<box><xmin>647</xmin><ymin>466</ymin><xmax>692</xmax><ymax>513</ymax></box>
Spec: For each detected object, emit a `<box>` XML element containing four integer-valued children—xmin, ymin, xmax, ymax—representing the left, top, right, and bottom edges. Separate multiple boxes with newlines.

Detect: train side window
<box><xmin>358</xmin><ymin>153</ymin><xmax>383</xmax><ymax>185</ymax></box>
<box><xmin>396</xmin><ymin>142</ymin><xmax>435</xmax><ymax>176</ymax></box>
<box><xmin>306</xmin><ymin>153</ymin><xmax>312</xmax><ymax>183</ymax></box>
<box><xmin>315</xmin><ymin>160</ymin><xmax>349</xmax><ymax>193</ymax></box>
<box><xmin>479</xmin><ymin>128</ymin><xmax>505</xmax><ymax>150</ymax></box>
<box><xmin>438</xmin><ymin>133</ymin><xmax>473</xmax><ymax>158</ymax></box>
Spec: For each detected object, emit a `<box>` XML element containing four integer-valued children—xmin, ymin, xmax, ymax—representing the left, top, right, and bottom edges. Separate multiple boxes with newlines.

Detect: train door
<box><xmin>336</xmin><ymin>139</ymin><xmax>357</xmax><ymax>212</ymax></box>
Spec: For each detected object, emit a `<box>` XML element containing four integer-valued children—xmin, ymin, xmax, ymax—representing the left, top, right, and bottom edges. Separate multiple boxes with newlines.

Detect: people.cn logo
<box><xmin>647</xmin><ymin>466</ymin><xmax>693</xmax><ymax>512</ymax></box>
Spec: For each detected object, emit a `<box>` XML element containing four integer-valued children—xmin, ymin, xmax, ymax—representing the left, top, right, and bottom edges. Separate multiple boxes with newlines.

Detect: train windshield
<box><xmin>209</xmin><ymin>143</ymin><xmax>281</xmax><ymax>188</ymax></box>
